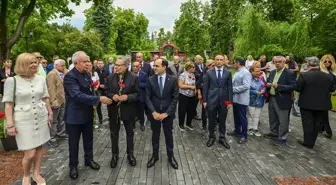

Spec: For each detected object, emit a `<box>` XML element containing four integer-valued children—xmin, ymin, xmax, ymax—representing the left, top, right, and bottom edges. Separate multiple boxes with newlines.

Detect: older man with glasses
<box><xmin>32</xmin><ymin>52</ymin><xmax>47</xmax><ymax>78</ymax></box>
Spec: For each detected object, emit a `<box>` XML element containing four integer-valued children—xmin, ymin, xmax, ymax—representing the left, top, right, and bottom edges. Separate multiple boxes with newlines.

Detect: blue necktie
<box><xmin>217</xmin><ymin>70</ymin><xmax>222</xmax><ymax>85</ymax></box>
<box><xmin>159</xmin><ymin>76</ymin><xmax>163</xmax><ymax>97</ymax></box>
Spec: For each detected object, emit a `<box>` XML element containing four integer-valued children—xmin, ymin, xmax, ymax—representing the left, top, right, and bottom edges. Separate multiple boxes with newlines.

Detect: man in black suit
<box><xmin>105</xmin><ymin>57</ymin><xmax>114</xmax><ymax>76</ymax></box>
<box><xmin>132</xmin><ymin>61</ymin><xmax>148</xmax><ymax>131</ymax></box>
<box><xmin>104</xmin><ymin>57</ymin><xmax>139</xmax><ymax>168</ymax></box>
<box><xmin>296</xmin><ymin>57</ymin><xmax>334</xmax><ymax>149</ymax></box>
<box><xmin>193</xmin><ymin>55</ymin><xmax>204</xmax><ymax>120</ymax></box>
<box><xmin>136</xmin><ymin>52</ymin><xmax>152</xmax><ymax>76</ymax></box>
<box><xmin>202</xmin><ymin>54</ymin><xmax>233</xmax><ymax>148</ymax></box>
<box><xmin>146</xmin><ymin>58</ymin><xmax>179</xmax><ymax>169</ymax></box>
<box><xmin>264</xmin><ymin>56</ymin><xmax>296</xmax><ymax>145</ymax></box>
<box><xmin>95</xmin><ymin>59</ymin><xmax>107</xmax><ymax>124</ymax></box>
<box><xmin>64</xmin><ymin>51</ymin><xmax>112</xmax><ymax>180</ymax></box>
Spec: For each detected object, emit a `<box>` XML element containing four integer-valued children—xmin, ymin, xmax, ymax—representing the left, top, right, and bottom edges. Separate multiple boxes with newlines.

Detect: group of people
<box><xmin>1</xmin><ymin>50</ymin><xmax>335</xmax><ymax>185</ymax></box>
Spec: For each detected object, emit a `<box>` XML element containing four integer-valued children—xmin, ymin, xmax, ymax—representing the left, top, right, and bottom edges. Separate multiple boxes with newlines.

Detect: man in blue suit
<box><xmin>264</xmin><ymin>56</ymin><xmax>296</xmax><ymax>145</ymax></box>
<box><xmin>203</xmin><ymin>54</ymin><xmax>233</xmax><ymax>148</ymax></box>
<box><xmin>63</xmin><ymin>51</ymin><xmax>112</xmax><ymax>180</ymax></box>
<box><xmin>105</xmin><ymin>57</ymin><xmax>114</xmax><ymax>76</ymax></box>
<box><xmin>132</xmin><ymin>61</ymin><xmax>148</xmax><ymax>131</ymax></box>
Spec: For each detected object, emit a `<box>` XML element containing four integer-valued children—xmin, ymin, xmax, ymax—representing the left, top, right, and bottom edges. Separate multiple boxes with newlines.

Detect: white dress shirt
<box><xmin>215</xmin><ymin>66</ymin><xmax>224</xmax><ymax>78</ymax></box>
<box><xmin>157</xmin><ymin>72</ymin><xmax>166</xmax><ymax>88</ymax></box>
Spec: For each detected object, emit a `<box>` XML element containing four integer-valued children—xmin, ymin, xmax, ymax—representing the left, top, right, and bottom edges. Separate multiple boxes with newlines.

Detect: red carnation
<box><xmin>118</xmin><ymin>81</ymin><xmax>125</xmax><ymax>89</ymax></box>
<box><xmin>104</xmin><ymin>77</ymin><xmax>107</xmax><ymax>81</ymax></box>
<box><xmin>92</xmin><ymin>81</ymin><xmax>99</xmax><ymax>87</ymax></box>
<box><xmin>224</xmin><ymin>101</ymin><xmax>231</xmax><ymax>105</ymax></box>
<box><xmin>0</xmin><ymin>112</ymin><xmax>4</xmax><ymax>119</ymax></box>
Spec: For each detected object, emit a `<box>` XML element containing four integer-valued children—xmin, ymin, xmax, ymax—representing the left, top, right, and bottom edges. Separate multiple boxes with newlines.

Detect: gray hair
<box><xmin>116</xmin><ymin>56</ymin><xmax>130</xmax><ymax>68</ymax></box>
<box><xmin>54</xmin><ymin>59</ymin><xmax>65</xmax><ymax>68</ymax></box>
<box><xmin>275</xmin><ymin>56</ymin><xmax>286</xmax><ymax>63</ymax></box>
<box><xmin>72</xmin><ymin>51</ymin><xmax>89</xmax><ymax>64</ymax></box>
<box><xmin>306</xmin><ymin>56</ymin><xmax>320</xmax><ymax>67</ymax></box>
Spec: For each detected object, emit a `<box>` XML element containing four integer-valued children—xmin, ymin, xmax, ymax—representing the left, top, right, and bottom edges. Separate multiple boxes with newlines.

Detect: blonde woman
<box><xmin>245</xmin><ymin>55</ymin><xmax>254</xmax><ymax>69</ymax></box>
<box><xmin>320</xmin><ymin>55</ymin><xmax>336</xmax><ymax>139</ymax></box>
<box><xmin>178</xmin><ymin>61</ymin><xmax>197</xmax><ymax>131</ymax></box>
<box><xmin>2</xmin><ymin>53</ymin><xmax>52</xmax><ymax>185</ymax></box>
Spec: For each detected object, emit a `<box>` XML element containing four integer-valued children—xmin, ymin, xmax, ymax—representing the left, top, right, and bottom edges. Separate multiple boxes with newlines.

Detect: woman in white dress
<box><xmin>2</xmin><ymin>53</ymin><xmax>53</xmax><ymax>185</ymax></box>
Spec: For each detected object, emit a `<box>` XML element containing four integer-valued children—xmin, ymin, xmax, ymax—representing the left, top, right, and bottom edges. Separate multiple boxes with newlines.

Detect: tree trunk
<box><xmin>0</xmin><ymin>0</ymin><xmax>8</xmax><ymax>64</ymax></box>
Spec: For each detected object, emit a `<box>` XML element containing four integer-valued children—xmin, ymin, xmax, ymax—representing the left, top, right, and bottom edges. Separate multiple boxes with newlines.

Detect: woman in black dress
<box><xmin>0</xmin><ymin>59</ymin><xmax>15</xmax><ymax>95</ymax></box>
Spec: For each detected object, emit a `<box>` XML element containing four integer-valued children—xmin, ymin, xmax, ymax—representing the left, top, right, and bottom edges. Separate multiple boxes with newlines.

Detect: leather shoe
<box><xmin>238</xmin><ymin>137</ymin><xmax>247</xmax><ymax>144</ymax></box>
<box><xmin>128</xmin><ymin>155</ymin><xmax>137</xmax><ymax>166</ymax></box>
<box><xmin>206</xmin><ymin>139</ymin><xmax>215</xmax><ymax>147</ymax></box>
<box><xmin>140</xmin><ymin>125</ymin><xmax>145</xmax><ymax>131</ymax></box>
<box><xmin>110</xmin><ymin>156</ymin><xmax>118</xmax><ymax>168</ymax></box>
<box><xmin>85</xmin><ymin>160</ymin><xmax>100</xmax><ymax>170</ymax></box>
<box><xmin>69</xmin><ymin>167</ymin><xmax>78</xmax><ymax>180</ymax></box>
<box><xmin>325</xmin><ymin>134</ymin><xmax>332</xmax><ymax>139</ymax></box>
<box><xmin>147</xmin><ymin>155</ymin><xmax>159</xmax><ymax>168</ymax></box>
<box><xmin>227</xmin><ymin>131</ymin><xmax>240</xmax><ymax>137</ymax></box>
<box><xmin>219</xmin><ymin>139</ymin><xmax>230</xmax><ymax>149</ymax></box>
<box><xmin>297</xmin><ymin>140</ymin><xmax>313</xmax><ymax>149</ymax></box>
<box><xmin>168</xmin><ymin>156</ymin><xmax>178</xmax><ymax>169</ymax></box>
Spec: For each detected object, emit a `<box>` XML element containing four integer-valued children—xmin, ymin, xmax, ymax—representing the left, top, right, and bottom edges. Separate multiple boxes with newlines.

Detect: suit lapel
<box><xmin>171</xmin><ymin>66</ymin><xmax>177</xmax><ymax>75</ymax></box>
<box><xmin>209</xmin><ymin>68</ymin><xmax>219</xmax><ymax>87</ymax></box>
<box><xmin>277</xmin><ymin>69</ymin><xmax>286</xmax><ymax>83</ymax></box>
<box><xmin>162</xmin><ymin>75</ymin><xmax>170</xmax><ymax>96</ymax></box>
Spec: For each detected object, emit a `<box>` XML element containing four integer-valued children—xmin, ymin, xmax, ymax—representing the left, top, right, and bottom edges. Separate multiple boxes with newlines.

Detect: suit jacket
<box><xmin>95</xmin><ymin>68</ymin><xmax>107</xmax><ymax>93</ymax></box>
<box><xmin>168</xmin><ymin>64</ymin><xmax>184</xmax><ymax>78</ymax></box>
<box><xmin>194</xmin><ymin>63</ymin><xmax>204</xmax><ymax>81</ymax></box>
<box><xmin>202</xmin><ymin>67</ymin><xmax>233</xmax><ymax>109</ymax></box>
<box><xmin>46</xmin><ymin>69</ymin><xmax>65</xmax><ymax>108</ymax></box>
<box><xmin>63</xmin><ymin>68</ymin><xmax>100</xmax><ymax>125</ymax></box>
<box><xmin>297</xmin><ymin>69</ymin><xmax>333</xmax><ymax>110</ymax></box>
<box><xmin>136</xmin><ymin>70</ymin><xmax>148</xmax><ymax>103</ymax></box>
<box><xmin>266</xmin><ymin>68</ymin><xmax>296</xmax><ymax>110</ymax></box>
<box><xmin>104</xmin><ymin>71</ymin><xmax>139</xmax><ymax>121</ymax></box>
<box><xmin>105</xmin><ymin>63</ymin><xmax>114</xmax><ymax>76</ymax></box>
<box><xmin>141</xmin><ymin>61</ymin><xmax>152</xmax><ymax>76</ymax></box>
<box><xmin>0</xmin><ymin>68</ymin><xmax>15</xmax><ymax>94</ymax></box>
<box><xmin>145</xmin><ymin>73</ymin><xmax>179</xmax><ymax>117</ymax></box>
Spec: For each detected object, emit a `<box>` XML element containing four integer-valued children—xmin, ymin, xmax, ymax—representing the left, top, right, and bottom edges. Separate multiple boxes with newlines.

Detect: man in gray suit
<box><xmin>203</xmin><ymin>54</ymin><xmax>233</xmax><ymax>148</ymax></box>
<box><xmin>168</xmin><ymin>55</ymin><xmax>184</xmax><ymax>77</ymax></box>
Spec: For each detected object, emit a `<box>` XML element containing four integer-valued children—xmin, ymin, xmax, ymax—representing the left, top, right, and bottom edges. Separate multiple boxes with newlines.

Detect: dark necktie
<box><xmin>159</xmin><ymin>76</ymin><xmax>163</xmax><ymax>97</ymax></box>
<box><xmin>217</xmin><ymin>70</ymin><xmax>222</xmax><ymax>85</ymax></box>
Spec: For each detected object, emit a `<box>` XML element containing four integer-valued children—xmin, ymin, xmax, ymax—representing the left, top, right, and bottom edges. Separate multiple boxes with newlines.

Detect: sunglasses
<box><xmin>41</xmin><ymin>62</ymin><xmax>47</xmax><ymax>64</ymax></box>
<box><xmin>324</xmin><ymin>61</ymin><xmax>332</xmax><ymax>64</ymax></box>
<box><xmin>36</xmin><ymin>57</ymin><xmax>42</xmax><ymax>59</ymax></box>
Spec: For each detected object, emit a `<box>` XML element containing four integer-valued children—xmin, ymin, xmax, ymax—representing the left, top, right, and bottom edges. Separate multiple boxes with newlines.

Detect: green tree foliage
<box><xmin>0</xmin><ymin>0</ymin><xmax>87</xmax><ymax>61</ymax></box>
<box><xmin>234</xmin><ymin>6</ymin><xmax>318</xmax><ymax>59</ymax></box>
<box><xmin>173</xmin><ymin>0</ymin><xmax>210</xmax><ymax>58</ymax></box>
<box><xmin>90</xmin><ymin>0</ymin><xmax>113</xmax><ymax>53</ymax></box>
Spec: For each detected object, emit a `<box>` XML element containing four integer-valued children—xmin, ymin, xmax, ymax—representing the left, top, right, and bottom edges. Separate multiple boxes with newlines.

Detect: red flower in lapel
<box><xmin>224</xmin><ymin>101</ymin><xmax>231</xmax><ymax>105</ymax></box>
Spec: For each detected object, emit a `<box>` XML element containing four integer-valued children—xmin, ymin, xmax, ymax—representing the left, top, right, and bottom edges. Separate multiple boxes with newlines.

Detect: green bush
<box><xmin>0</xmin><ymin>118</ymin><xmax>6</xmax><ymax>138</ymax></box>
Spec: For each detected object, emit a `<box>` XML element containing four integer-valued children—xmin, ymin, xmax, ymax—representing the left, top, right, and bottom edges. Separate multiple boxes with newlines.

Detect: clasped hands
<box><xmin>256</xmin><ymin>90</ymin><xmax>265</xmax><ymax>95</ymax></box>
<box><xmin>266</xmin><ymin>83</ymin><xmax>278</xmax><ymax>89</ymax></box>
<box><xmin>112</xmin><ymin>94</ymin><xmax>128</xmax><ymax>102</ymax></box>
<box><xmin>99</xmin><ymin>96</ymin><xmax>113</xmax><ymax>105</ymax></box>
<box><xmin>152</xmin><ymin>112</ymin><xmax>168</xmax><ymax>121</ymax></box>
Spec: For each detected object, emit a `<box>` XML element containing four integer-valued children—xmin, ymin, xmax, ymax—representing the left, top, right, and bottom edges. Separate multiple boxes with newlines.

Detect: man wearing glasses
<box><xmin>32</xmin><ymin>52</ymin><xmax>47</xmax><ymax>78</ymax></box>
<box><xmin>104</xmin><ymin>57</ymin><xmax>139</xmax><ymax>169</ymax></box>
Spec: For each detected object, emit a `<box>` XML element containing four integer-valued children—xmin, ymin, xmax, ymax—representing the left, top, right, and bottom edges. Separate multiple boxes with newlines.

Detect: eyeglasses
<box><xmin>189</xmin><ymin>66</ymin><xmax>195</xmax><ymax>69</ymax></box>
<box><xmin>41</xmin><ymin>62</ymin><xmax>47</xmax><ymax>64</ymax></box>
<box><xmin>153</xmin><ymin>65</ymin><xmax>161</xmax><ymax>67</ymax></box>
<box><xmin>324</xmin><ymin>61</ymin><xmax>332</xmax><ymax>64</ymax></box>
<box><xmin>36</xmin><ymin>57</ymin><xmax>42</xmax><ymax>59</ymax></box>
<box><xmin>115</xmin><ymin>64</ymin><xmax>125</xmax><ymax>67</ymax></box>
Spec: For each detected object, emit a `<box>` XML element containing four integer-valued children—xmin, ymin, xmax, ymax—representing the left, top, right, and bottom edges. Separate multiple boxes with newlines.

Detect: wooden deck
<box><xmin>12</xmin><ymin>105</ymin><xmax>336</xmax><ymax>185</ymax></box>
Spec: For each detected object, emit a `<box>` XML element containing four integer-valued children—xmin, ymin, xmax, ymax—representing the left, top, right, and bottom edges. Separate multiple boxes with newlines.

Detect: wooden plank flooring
<box><xmin>12</xmin><ymin>104</ymin><xmax>336</xmax><ymax>185</ymax></box>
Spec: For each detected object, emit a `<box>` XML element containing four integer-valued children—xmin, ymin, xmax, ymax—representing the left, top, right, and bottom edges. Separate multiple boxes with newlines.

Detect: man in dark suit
<box><xmin>264</xmin><ymin>56</ymin><xmax>296</xmax><ymax>145</ymax></box>
<box><xmin>105</xmin><ymin>57</ymin><xmax>114</xmax><ymax>76</ymax></box>
<box><xmin>296</xmin><ymin>57</ymin><xmax>334</xmax><ymax>149</ymax></box>
<box><xmin>63</xmin><ymin>51</ymin><xmax>112</xmax><ymax>180</ymax></box>
<box><xmin>202</xmin><ymin>54</ymin><xmax>233</xmax><ymax>148</ymax></box>
<box><xmin>132</xmin><ymin>61</ymin><xmax>148</xmax><ymax>131</ymax></box>
<box><xmin>95</xmin><ymin>59</ymin><xmax>107</xmax><ymax>124</ymax></box>
<box><xmin>104</xmin><ymin>57</ymin><xmax>139</xmax><ymax>168</ymax></box>
<box><xmin>146</xmin><ymin>58</ymin><xmax>179</xmax><ymax>169</ymax></box>
<box><xmin>136</xmin><ymin>52</ymin><xmax>152</xmax><ymax>76</ymax></box>
<box><xmin>168</xmin><ymin>55</ymin><xmax>184</xmax><ymax>78</ymax></box>
<box><xmin>193</xmin><ymin>55</ymin><xmax>204</xmax><ymax>120</ymax></box>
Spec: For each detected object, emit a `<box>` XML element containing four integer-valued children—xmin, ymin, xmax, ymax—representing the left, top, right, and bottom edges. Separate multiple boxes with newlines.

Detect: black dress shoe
<box><xmin>128</xmin><ymin>155</ymin><xmax>137</xmax><ymax>166</ymax></box>
<box><xmin>168</xmin><ymin>156</ymin><xmax>178</xmax><ymax>169</ymax></box>
<box><xmin>147</xmin><ymin>155</ymin><xmax>159</xmax><ymax>168</ymax></box>
<box><xmin>219</xmin><ymin>139</ymin><xmax>230</xmax><ymax>149</ymax></box>
<box><xmin>69</xmin><ymin>167</ymin><xmax>78</xmax><ymax>180</ymax></box>
<box><xmin>85</xmin><ymin>160</ymin><xmax>100</xmax><ymax>170</ymax></box>
<box><xmin>110</xmin><ymin>156</ymin><xmax>118</xmax><ymax>168</ymax></box>
<box><xmin>206</xmin><ymin>139</ymin><xmax>215</xmax><ymax>147</ymax></box>
<box><xmin>140</xmin><ymin>125</ymin><xmax>145</xmax><ymax>131</ymax></box>
<box><xmin>263</xmin><ymin>133</ymin><xmax>278</xmax><ymax>140</ymax></box>
<box><xmin>238</xmin><ymin>137</ymin><xmax>247</xmax><ymax>144</ymax></box>
<box><xmin>325</xmin><ymin>134</ymin><xmax>332</xmax><ymax>139</ymax></box>
<box><xmin>297</xmin><ymin>140</ymin><xmax>313</xmax><ymax>149</ymax></box>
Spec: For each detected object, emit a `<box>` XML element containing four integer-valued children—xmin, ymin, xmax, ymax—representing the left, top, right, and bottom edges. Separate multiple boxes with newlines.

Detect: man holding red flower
<box><xmin>104</xmin><ymin>57</ymin><xmax>139</xmax><ymax>169</ymax></box>
<box><xmin>202</xmin><ymin>54</ymin><xmax>233</xmax><ymax>148</ymax></box>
